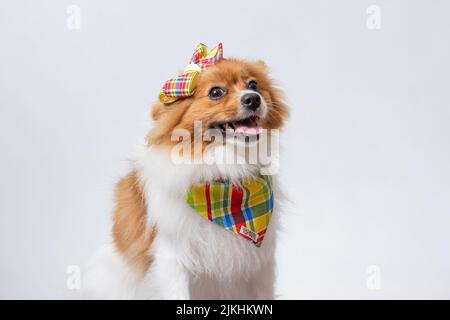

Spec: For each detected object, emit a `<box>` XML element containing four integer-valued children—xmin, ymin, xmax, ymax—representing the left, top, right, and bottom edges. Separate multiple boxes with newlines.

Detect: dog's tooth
<box><xmin>225</xmin><ymin>123</ymin><xmax>235</xmax><ymax>132</ymax></box>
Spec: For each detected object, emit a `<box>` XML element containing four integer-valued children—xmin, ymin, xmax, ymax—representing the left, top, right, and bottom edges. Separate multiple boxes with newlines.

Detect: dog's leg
<box><xmin>138</xmin><ymin>240</ymin><xmax>190</xmax><ymax>300</ymax></box>
<box><xmin>82</xmin><ymin>244</ymin><xmax>141</xmax><ymax>299</ymax></box>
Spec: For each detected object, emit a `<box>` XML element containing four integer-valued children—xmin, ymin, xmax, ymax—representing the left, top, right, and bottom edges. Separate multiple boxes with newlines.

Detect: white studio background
<box><xmin>1</xmin><ymin>0</ymin><xmax>449</xmax><ymax>299</ymax></box>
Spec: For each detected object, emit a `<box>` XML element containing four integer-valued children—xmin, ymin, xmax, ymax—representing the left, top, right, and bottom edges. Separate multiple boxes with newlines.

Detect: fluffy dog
<box><xmin>83</xmin><ymin>49</ymin><xmax>289</xmax><ymax>299</ymax></box>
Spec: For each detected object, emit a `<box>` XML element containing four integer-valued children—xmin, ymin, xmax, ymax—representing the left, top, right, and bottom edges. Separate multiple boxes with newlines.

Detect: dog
<box><xmin>83</xmin><ymin>44</ymin><xmax>289</xmax><ymax>299</ymax></box>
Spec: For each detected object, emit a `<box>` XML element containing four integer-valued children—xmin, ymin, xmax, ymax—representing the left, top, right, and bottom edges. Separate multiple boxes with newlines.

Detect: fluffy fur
<box><xmin>83</xmin><ymin>58</ymin><xmax>289</xmax><ymax>299</ymax></box>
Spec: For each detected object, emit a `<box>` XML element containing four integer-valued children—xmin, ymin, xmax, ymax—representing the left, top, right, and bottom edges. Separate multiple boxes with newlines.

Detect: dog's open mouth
<box><xmin>209</xmin><ymin>116</ymin><xmax>263</xmax><ymax>140</ymax></box>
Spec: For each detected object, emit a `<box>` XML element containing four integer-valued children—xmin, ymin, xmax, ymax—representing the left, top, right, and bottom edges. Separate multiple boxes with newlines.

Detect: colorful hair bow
<box><xmin>158</xmin><ymin>43</ymin><xmax>224</xmax><ymax>104</ymax></box>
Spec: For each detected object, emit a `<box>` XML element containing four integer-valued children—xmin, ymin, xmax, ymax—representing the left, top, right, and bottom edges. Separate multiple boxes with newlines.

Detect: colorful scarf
<box><xmin>159</xmin><ymin>43</ymin><xmax>224</xmax><ymax>104</ymax></box>
<box><xmin>186</xmin><ymin>175</ymin><xmax>273</xmax><ymax>247</ymax></box>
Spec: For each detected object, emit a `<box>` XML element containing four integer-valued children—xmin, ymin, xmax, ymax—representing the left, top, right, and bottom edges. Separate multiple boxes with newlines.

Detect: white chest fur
<box><xmin>136</xmin><ymin>147</ymin><xmax>280</xmax><ymax>299</ymax></box>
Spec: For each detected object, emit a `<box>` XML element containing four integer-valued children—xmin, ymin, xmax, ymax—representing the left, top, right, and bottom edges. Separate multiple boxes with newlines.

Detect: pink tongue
<box><xmin>234</xmin><ymin>124</ymin><xmax>263</xmax><ymax>135</ymax></box>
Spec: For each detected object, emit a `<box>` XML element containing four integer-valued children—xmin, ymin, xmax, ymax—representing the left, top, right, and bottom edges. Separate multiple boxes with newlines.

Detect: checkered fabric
<box><xmin>186</xmin><ymin>175</ymin><xmax>274</xmax><ymax>247</ymax></box>
<box><xmin>159</xmin><ymin>43</ymin><xmax>224</xmax><ymax>104</ymax></box>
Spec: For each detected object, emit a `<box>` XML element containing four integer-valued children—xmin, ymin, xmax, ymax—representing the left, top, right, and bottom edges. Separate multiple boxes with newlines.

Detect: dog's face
<box><xmin>148</xmin><ymin>59</ymin><xmax>289</xmax><ymax>155</ymax></box>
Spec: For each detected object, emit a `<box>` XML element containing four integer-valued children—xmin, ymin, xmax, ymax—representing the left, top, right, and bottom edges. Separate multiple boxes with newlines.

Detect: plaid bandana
<box><xmin>159</xmin><ymin>43</ymin><xmax>224</xmax><ymax>104</ymax></box>
<box><xmin>186</xmin><ymin>175</ymin><xmax>273</xmax><ymax>247</ymax></box>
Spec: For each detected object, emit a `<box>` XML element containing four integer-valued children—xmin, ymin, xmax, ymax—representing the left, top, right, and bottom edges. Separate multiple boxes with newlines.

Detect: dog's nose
<box><xmin>241</xmin><ymin>93</ymin><xmax>261</xmax><ymax>111</ymax></box>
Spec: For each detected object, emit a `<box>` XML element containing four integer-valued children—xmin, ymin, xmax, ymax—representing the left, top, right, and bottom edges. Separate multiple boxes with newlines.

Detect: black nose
<box><xmin>241</xmin><ymin>93</ymin><xmax>261</xmax><ymax>111</ymax></box>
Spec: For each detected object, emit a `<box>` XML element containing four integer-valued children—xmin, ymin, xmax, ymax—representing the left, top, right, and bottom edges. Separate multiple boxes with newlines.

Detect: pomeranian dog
<box><xmin>83</xmin><ymin>43</ymin><xmax>289</xmax><ymax>299</ymax></box>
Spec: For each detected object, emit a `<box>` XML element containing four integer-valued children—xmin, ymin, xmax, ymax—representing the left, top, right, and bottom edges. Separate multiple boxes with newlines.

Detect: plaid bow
<box><xmin>159</xmin><ymin>43</ymin><xmax>224</xmax><ymax>104</ymax></box>
<box><xmin>186</xmin><ymin>175</ymin><xmax>273</xmax><ymax>247</ymax></box>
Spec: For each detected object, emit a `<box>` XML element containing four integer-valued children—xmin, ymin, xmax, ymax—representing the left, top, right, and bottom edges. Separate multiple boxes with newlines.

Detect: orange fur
<box><xmin>112</xmin><ymin>170</ymin><xmax>156</xmax><ymax>275</ymax></box>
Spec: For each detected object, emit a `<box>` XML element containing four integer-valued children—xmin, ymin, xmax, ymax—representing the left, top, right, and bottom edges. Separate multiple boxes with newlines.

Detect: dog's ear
<box><xmin>150</xmin><ymin>102</ymin><xmax>166</xmax><ymax>121</ymax></box>
<box><xmin>147</xmin><ymin>99</ymin><xmax>191</xmax><ymax>145</ymax></box>
<box><xmin>266</xmin><ymin>83</ymin><xmax>290</xmax><ymax>129</ymax></box>
<box><xmin>254</xmin><ymin>60</ymin><xmax>269</xmax><ymax>71</ymax></box>
<box><xmin>252</xmin><ymin>60</ymin><xmax>290</xmax><ymax>129</ymax></box>
<box><xmin>150</xmin><ymin>99</ymin><xmax>191</xmax><ymax>121</ymax></box>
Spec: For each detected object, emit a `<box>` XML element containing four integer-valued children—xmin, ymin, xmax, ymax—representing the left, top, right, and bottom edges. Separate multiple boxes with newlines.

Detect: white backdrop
<box><xmin>1</xmin><ymin>0</ymin><xmax>449</xmax><ymax>299</ymax></box>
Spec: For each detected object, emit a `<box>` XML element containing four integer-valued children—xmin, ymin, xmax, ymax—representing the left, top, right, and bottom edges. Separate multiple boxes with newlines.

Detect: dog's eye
<box><xmin>248</xmin><ymin>80</ymin><xmax>258</xmax><ymax>91</ymax></box>
<box><xmin>208</xmin><ymin>87</ymin><xmax>226</xmax><ymax>100</ymax></box>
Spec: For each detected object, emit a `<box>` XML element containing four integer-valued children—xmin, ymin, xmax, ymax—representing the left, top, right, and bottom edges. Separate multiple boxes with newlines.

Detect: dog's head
<box><xmin>147</xmin><ymin>58</ymin><xmax>289</xmax><ymax>168</ymax></box>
